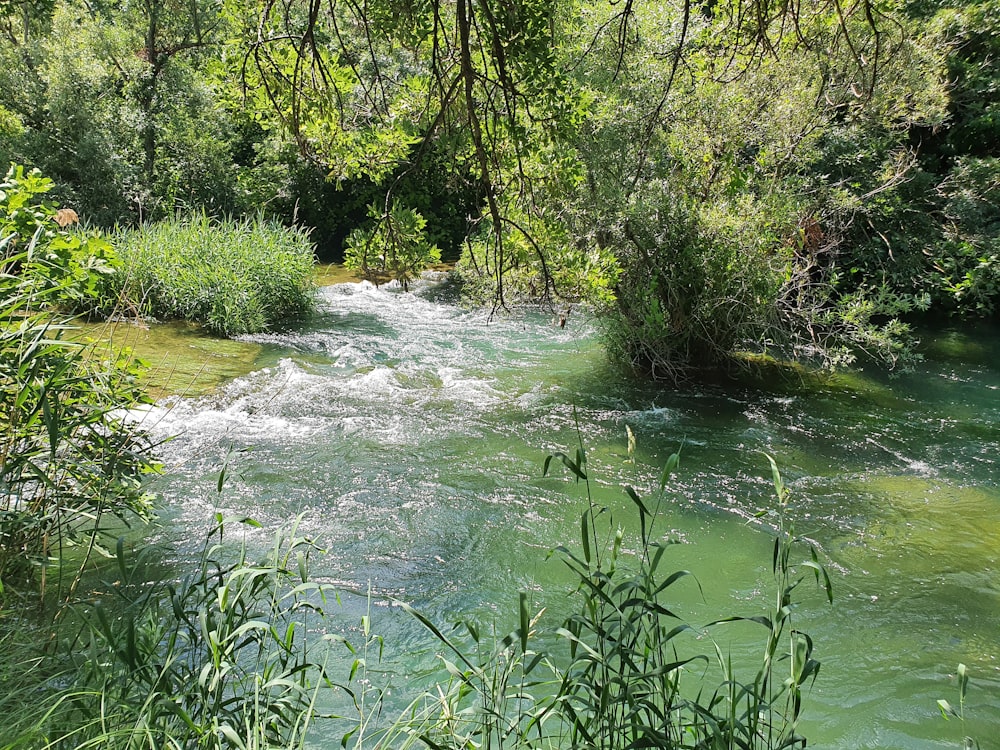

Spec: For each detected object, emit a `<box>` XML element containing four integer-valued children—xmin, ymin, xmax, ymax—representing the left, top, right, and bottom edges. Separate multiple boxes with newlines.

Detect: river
<box><xmin>133</xmin><ymin>274</ymin><xmax>999</xmax><ymax>748</ymax></box>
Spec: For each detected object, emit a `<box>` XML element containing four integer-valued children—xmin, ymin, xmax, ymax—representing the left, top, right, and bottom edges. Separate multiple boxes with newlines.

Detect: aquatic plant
<box><xmin>354</xmin><ymin>444</ymin><xmax>832</xmax><ymax>750</ymax></box>
<box><xmin>938</xmin><ymin>663</ymin><xmax>980</xmax><ymax>750</ymax></box>
<box><xmin>108</xmin><ymin>213</ymin><xmax>317</xmax><ymax>337</ymax></box>
<box><xmin>26</xmin><ymin>514</ymin><xmax>338</xmax><ymax>750</ymax></box>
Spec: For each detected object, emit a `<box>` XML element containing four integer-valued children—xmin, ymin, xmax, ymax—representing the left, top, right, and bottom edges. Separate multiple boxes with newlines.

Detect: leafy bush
<box><xmin>109</xmin><ymin>214</ymin><xmax>317</xmax><ymax>336</ymax></box>
<box><xmin>1</xmin><ymin>165</ymin><xmax>156</xmax><ymax>596</ymax></box>
<box><xmin>600</xmin><ymin>188</ymin><xmax>791</xmax><ymax>381</ymax></box>
<box><xmin>344</xmin><ymin>200</ymin><xmax>442</xmax><ymax>291</ymax></box>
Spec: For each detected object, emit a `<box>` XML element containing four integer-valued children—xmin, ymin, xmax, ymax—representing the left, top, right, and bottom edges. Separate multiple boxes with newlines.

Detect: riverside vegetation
<box><xmin>0</xmin><ymin>164</ymin><xmax>316</xmax><ymax>595</ymax></box>
<box><xmin>2</xmin><ymin>0</ymin><xmax>997</xmax><ymax>744</ymax></box>
<box><xmin>2</xmin><ymin>426</ymin><xmax>838</xmax><ymax>749</ymax></box>
<box><xmin>1</xmin><ymin>0</ymin><xmax>998</xmax><ymax>379</ymax></box>
<box><xmin>1</xmin><ymin>167</ymin><xmax>988</xmax><ymax>748</ymax></box>
<box><xmin>1</xmin><ymin>166</ymin><xmax>834</xmax><ymax>744</ymax></box>
<box><xmin>0</xmin><ymin>164</ymin><xmax>865</xmax><ymax>748</ymax></box>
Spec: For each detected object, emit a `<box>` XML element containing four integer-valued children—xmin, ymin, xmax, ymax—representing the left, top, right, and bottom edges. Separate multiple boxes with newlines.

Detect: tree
<box><xmin>227</xmin><ymin>0</ymin><xmax>945</xmax><ymax>380</ymax></box>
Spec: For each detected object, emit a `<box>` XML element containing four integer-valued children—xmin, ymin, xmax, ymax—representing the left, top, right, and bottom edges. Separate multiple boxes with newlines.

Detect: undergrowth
<box><xmin>1</xmin><ymin>165</ymin><xmax>157</xmax><ymax>601</ymax></box>
<box><xmin>23</xmin><ymin>514</ymin><xmax>339</xmax><ymax>750</ymax></box>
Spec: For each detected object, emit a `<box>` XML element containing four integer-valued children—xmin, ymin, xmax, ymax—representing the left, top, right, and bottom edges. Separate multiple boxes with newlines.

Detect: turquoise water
<box><xmin>134</xmin><ymin>275</ymin><xmax>1000</xmax><ymax>747</ymax></box>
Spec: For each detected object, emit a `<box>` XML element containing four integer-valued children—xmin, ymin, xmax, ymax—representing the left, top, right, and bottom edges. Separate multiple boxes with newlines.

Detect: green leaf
<box><xmin>659</xmin><ymin>448</ymin><xmax>681</xmax><ymax>491</ymax></box>
<box><xmin>519</xmin><ymin>591</ymin><xmax>529</xmax><ymax>653</ymax></box>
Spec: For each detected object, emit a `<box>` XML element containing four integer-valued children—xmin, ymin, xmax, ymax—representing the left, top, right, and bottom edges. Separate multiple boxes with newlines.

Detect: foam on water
<box><xmin>136</xmin><ymin>282</ymin><xmax>1000</xmax><ymax>750</ymax></box>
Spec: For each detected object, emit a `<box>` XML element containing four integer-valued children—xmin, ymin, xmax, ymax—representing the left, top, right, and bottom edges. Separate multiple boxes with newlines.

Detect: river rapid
<box><xmin>134</xmin><ymin>274</ymin><xmax>1000</xmax><ymax>748</ymax></box>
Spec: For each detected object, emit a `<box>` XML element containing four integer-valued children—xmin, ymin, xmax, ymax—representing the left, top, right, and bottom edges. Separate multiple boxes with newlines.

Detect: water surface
<box><xmin>135</xmin><ymin>275</ymin><xmax>1000</xmax><ymax>748</ymax></box>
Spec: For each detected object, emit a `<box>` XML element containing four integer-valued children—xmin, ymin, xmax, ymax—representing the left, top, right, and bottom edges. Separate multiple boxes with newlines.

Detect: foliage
<box><xmin>344</xmin><ymin>200</ymin><xmax>442</xmax><ymax>290</ymax></box>
<box><xmin>368</xmin><ymin>444</ymin><xmax>832</xmax><ymax>750</ymax></box>
<box><xmin>0</xmin><ymin>165</ymin><xmax>156</xmax><ymax>597</ymax></box>
<box><xmin>600</xmin><ymin>187</ymin><xmax>791</xmax><ymax>380</ymax></box>
<box><xmin>922</xmin><ymin>0</ymin><xmax>1000</xmax><ymax>160</ymax></box>
<box><xmin>272</xmin><ymin>144</ymin><xmax>481</xmax><ymax>261</ymax></box>
<box><xmin>37</xmin><ymin>0</ymin><xmax>235</xmax><ymax>224</ymax></box>
<box><xmin>0</xmin><ymin>623</ymin><xmax>57</xmax><ymax>747</ymax></box>
<box><xmin>456</xmin><ymin>219</ymin><xmax>621</xmax><ymax>308</ymax></box>
<box><xmin>931</xmin><ymin>157</ymin><xmax>1000</xmax><ymax>315</ymax></box>
<box><xmin>0</xmin><ymin>103</ymin><xmax>26</xmax><ymax>167</ymax></box>
<box><xmin>938</xmin><ymin>663</ymin><xmax>980</xmax><ymax>750</ymax></box>
<box><xmin>3</xmin><ymin>431</ymin><xmax>833</xmax><ymax>750</ymax></box>
<box><xmin>596</xmin><ymin>0</ymin><xmax>959</xmax><ymax>377</ymax></box>
<box><xmin>108</xmin><ymin>213</ymin><xmax>317</xmax><ymax>336</ymax></box>
<box><xmin>821</xmin><ymin>0</ymin><xmax>1000</xmax><ymax>320</ymax></box>
<box><xmin>1</xmin><ymin>165</ymin><xmax>120</xmax><ymax>314</ymax></box>
<box><xmin>2</xmin><ymin>0</ymin><xmax>1000</xmax><ymax>378</ymax></box>
<box><xmin>26</xmin><ymin>514</ymin><xmax>338</xmax><ymax>750</ymax></box>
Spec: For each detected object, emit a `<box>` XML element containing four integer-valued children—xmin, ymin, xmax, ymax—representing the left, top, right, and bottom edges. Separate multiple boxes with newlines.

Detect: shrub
<box><xmin>344</xmin><ymin>200</ymin><xmax>442</xmax><ymax>291</ymax></box>
<box><xmin>1</xmin><ymin>165</ymin><xmax>156</xmax><ymax>597</ymax></box>
<box><xmin>600</xmin><ymin>188</ymin><xmax>792</xmax><ymax>381</ymax></box>
<box><xmin>109</xmin><ymin>214</ymin><xmax>317</xmax><ymax>336</ymax></box>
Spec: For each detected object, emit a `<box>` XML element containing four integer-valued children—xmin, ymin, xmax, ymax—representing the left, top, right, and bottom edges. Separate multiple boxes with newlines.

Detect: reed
<box><xmin>6</xmin><ymin>438</ymin><xmax>832</xmax><ymax>750</ymax></box>
<box><xmin>109</xmin><ymin>213</ymin><xmax>317</xmax><ymax>337</ymax></box>
<box><xmin>24</xmin><ymin>513</ymin><xmax>339</xmax><ymax>750</ymax></box>
<box><xmin>376</xmin><ymin>443</ymin><xmax>833</xmax><ymax>750</ymax></box>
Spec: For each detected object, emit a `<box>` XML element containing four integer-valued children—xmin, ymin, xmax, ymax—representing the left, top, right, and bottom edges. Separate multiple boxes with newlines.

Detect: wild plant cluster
<box><xmin>21</xmin><ymin>515</ymin><xmax>336</xmax><ymax>750</ymax></box>
<box><xmin>108</xmin><ymin>214</ymin><xmax>317</xmax><ymax>337</ymax></box>
<box><xmin>0</xmin><ymin>165</ymin><xmax>157</xmax><ymax>599</ymax></box>
<box><xmin>2</xmin><ymin>435</ymin><xmax>839</xmax><ymax>750</ymax></box>
<box><xmin>371</xmin><ymin>447</ymin><xmax>831</xmax><ymax>750</ymax></box>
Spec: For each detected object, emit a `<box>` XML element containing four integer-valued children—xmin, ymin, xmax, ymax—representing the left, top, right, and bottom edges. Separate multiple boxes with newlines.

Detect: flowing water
<box><xmin>133</xmin><ymin>274</ymin><xmax>1000</xmax><ymax>748</ymax></box>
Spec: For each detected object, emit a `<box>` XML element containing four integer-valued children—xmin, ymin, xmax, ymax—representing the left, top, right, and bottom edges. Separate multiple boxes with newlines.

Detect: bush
<box><xmin>1</xmin><ymin>165</ymin><xmax>156</xmax><ymax>596</ymax></box>
<box><xmin>109</xmin><ymin>214</ymin><xmax>317</xmax><ymax>336</ymax></box>
<box><xmin>600</xmin><ymin>187</ymin><xmax>796</xmax><ymax>381</ymax></box>
<box><xmin>344</xmin><ymin>200</ymin><xmax>442</xmax><ymax>291</ymax></box>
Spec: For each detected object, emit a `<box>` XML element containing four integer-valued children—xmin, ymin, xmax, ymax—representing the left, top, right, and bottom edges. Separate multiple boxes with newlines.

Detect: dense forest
<box><xmin>1</xmin><ymin>0</ymin><xmax>997</xmax><ymax>379</ymax></box>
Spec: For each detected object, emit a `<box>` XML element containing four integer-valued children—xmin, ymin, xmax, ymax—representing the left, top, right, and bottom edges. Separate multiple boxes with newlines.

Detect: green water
<box><xmin>133</xmin><ymin>275</ymin><xmax>999</xmax><ymax>748</ymax></box>
<box><xmin>75</xmin><ymin>318</ymin><xmax>266</xmax><ymax>398</ymax></box>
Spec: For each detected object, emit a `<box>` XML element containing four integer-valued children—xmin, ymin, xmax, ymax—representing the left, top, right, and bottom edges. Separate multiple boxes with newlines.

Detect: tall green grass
<box><xmin>23</xmin><ymin>514</ymin><xmax>339</xmax><ymax>750</ymax></box>
<box><xmin>8</xmin><ymin>442</ymin><xmax>831</xmax><ymax>750</ymax></box>
<box><xmin>109</xmin><ymin>214</ymin><xmax>317</xmax><ymax>337</ymax></box>
<box><xmin>1</xmin><ymin>166</ymin><xmax>157</xmax><ymax>600</ymax></box>
<box><xmin>367</xmin><ymin>444</ymin><xmax>832</xmax><ymax>750</ymax></box>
